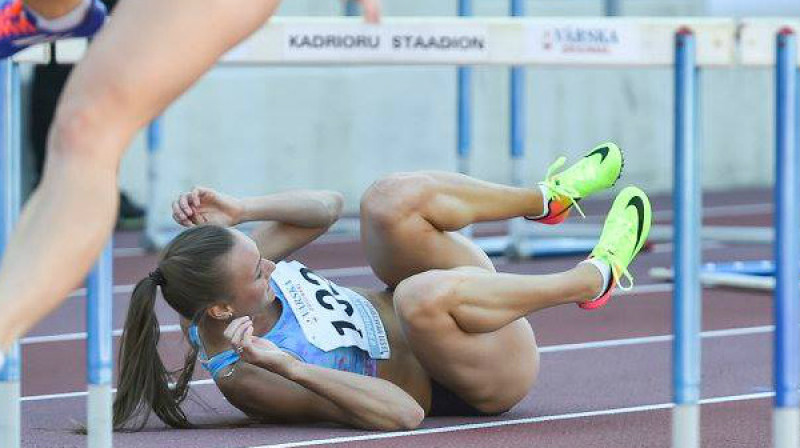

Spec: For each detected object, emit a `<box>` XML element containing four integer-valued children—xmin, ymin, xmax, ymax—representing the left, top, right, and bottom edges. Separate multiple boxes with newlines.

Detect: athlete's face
<box><xmin>225</xmin><ymin>229</ymin><xmax>277</xmax><ymax>316</ymax></box>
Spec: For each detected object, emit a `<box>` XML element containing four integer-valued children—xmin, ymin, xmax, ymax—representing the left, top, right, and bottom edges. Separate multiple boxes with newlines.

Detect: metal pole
<box><xmin>605</xmin><ymin>0</ymin><xmax>620</xmax><ymax>16</ymax></box>
<box><xmin>672</xmin><ymin>28</ymin><xmax>701</xmax><ymax>448</ymax></box>
<box><xmin>457</xmin><ymin>0</ymin><xmax>473</xmax><ymax>176</ymax></box>
<box><xmin>508</xmin><ymin>0</ymin><xmax>526</xmax><ymax>256</ymax></box>
<box><xmin>86</xmin><ymin>242</ymin><xmax>113</xmax><ymax>448</ymax></box>
<box><xmin>0</xmin><ymin>59</ymin><xmax>21</xmax><ymax>448</ymax></box>
<box><xmin>144</xmin><ymin>119</ymin><xmax>161</xmax><ymax>249</ymax></box>
<box><xmin>773</xmin><ymin>28</ymin><xmax>800</xmax><ymax>448</ymax></box>
<box><xmin>457</xmin><ymin>0</ymin><xmax>474</xmax><ymax>239</ymax></box>
<box><xmin>345</xmin><ymin>0</ymin><xmax>359</xmax><ymax>17</ymax></box>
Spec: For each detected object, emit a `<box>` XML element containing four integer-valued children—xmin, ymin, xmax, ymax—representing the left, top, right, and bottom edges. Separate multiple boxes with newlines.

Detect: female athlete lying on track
<box><xmin>113</xmin><ymin>142</ymin><xmax>652</xmax><ymax>431</ymax></box>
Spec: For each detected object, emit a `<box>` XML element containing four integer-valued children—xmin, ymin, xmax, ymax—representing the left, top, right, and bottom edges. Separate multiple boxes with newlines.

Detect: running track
<box><xmin>16</xmin><ymin>189</ymin><xmax>777</xmax><ymax>447</ymax></box>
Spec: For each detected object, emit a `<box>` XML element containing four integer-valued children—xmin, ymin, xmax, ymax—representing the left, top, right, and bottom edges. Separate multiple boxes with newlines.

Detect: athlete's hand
<box><xmin>171</xmin><ymin>187</ymin><xmax>244</xmax><ymax>228</ymax></box>
<box><xmin>225</xmin><ymin>317</ymin><xmax>296</xmax><ymax>372</ymax></box>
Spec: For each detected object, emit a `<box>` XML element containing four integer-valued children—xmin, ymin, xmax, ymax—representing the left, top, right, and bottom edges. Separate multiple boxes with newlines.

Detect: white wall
<box><xmin>706</xmin><ymin>0</ymin><xmax>800</xmax><ymax>17</ymax></box>
<box><xmin>114</xmin><ymin>0</ymin><xmax>776</xmax><ymax>232</ymax></box>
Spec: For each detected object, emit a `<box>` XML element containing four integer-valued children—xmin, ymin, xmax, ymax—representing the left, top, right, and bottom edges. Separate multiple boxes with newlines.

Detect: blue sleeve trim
<box><xmin>203</xmin><ymin>349</ymin><xmax>240</xmax><ymax>379</ymax></box>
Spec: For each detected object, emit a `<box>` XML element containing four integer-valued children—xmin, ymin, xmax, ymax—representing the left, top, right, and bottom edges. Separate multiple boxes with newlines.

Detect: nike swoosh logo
<box><xmin>586</xmin><ymin>145</ymin><xmax>610</xmax><ymax>163</ymax></box>
<box><xmin>626</xmin><ymin>196</ymin><xmax>646</xmax><ymax>254</ymax></box>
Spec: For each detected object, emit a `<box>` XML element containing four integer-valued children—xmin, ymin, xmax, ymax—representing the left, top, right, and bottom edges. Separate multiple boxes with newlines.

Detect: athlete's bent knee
<box><xmin>394</xmin><ymin>270</ymin><xmax>461</xmax><ymax>328</ymax></box>
<box><xmin>361</xmin><ymin>172</ymin><xmax>436</xmax><ymax>228</ymax></box>
<box><xmin>48</xmin><ymin>87</ymin><xmax>138</xmax><ymax>166</ymax></box>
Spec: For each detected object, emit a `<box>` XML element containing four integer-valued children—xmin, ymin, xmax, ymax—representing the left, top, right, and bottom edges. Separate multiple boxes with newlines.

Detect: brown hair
<box><xmin>113</xmin><ymin>225</ymin><xmax>235</xmax><ymax>431</ymax></box>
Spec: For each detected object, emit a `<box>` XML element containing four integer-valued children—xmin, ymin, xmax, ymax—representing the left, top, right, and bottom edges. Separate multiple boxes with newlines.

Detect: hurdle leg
<box><xmin>344</xmin><ymin>0</ymin><xmax>359</xmax><ymax>17</ymax></box>
<box><xmin>86</xmin><ymin>242</ymin><xmax>113</xmax><ymax>448</ymax></box>
<box><xmin>605</xmin><ymin>0</ymin><xmax>620</xmax><ymax>16</ymax></box>
<box><xmin>457</xmin><ymin>0</ymin><xmax>474</xmax><ymax>240</ymax></box>
<box><xmin>672</xmin><ymin>28</ymin><xmax>701</xmax><ymax>448</ymax></box>
<box><xmin>773</xmin><ymin>28</ymin><xmax>800</xmax><ymax>448</ymax></box>
<box><xmin>0</xmin><ymin>58</ymin><xmax>23</xmax><ymax>448</ymax></box>
<box><xmin>143</xmin><ymin>118</ymin><xmax>162</xmax><ymax>249</ymax></box>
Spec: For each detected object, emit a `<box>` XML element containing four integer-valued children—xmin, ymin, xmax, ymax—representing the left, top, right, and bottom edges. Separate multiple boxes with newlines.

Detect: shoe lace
<box><xmin>541</xmin><ymin>156</ymin><xmax>587</xmax><ymax>218</ymax></box>
<box><xmin>591</xmin><ymin>214</ymin><xmax>636</xmax><ymax>291</ymax></box>
<box><xmin>0</xmin><ymin>0</ymin><xmax>35</xmax><ymax>38</ymax></box>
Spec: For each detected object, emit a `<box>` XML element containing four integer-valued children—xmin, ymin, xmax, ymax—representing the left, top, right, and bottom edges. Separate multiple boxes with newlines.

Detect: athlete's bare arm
<box><xmin>172</xmin><ymin>187</ymin><xmax>343</xmax><ymax>262</ymax></box>
<box><xmin>218</xmin><ymin>316</ymin><xmax>423</xmax><ymax>430</ymax></box>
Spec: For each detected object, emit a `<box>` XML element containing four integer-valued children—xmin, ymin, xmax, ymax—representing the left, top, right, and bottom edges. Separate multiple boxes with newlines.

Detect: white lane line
<box><xmin>25</xmin><ymin>283</ymin><xmax>674</xmax><ymax>345</ymax></box>
<box><xmin>20</xmin><ymin>322</ymin><xmax>773</xmax><ymax>402</ymax></box>
<box><xmin>249</xmin><ymin>392</ymin><xmax>774</xmax><ymax>448</ymax></box>
<box><xmin>20</xmin><ymin>325</ymin><xmax>183</xmax><ymax>345</ymax></box>
<box><xmin>20</xmin><ymin>379</ymin><xmax>215</xmax><ymax>402</ymax></box>
<box><xmin>113</xmin><ymin>247</ymin><xmax>148</xmax><ymax>258</ymax></box>
<box><xmin>653</xmin><ymin>203</ymin><xmax>771</xmax><ymax>221</ymax></box>
<box><xmin>539</xmin><ymin>325</ymin><xmax>773</xmax><ymax>353</ymax></box>
<box><xmin>67</xmin><ymin>284</ymin><xmax>135</xmax><ymax>299</ymax></box>
<box><xmin>63</xmin><ymin>259</ymin><xmax>674</xmax><ymax>302</ymax></box>
<box><xmin>62</xmin><ymin>265</ymin><xmax>377</xmax><ymax>300</ymax></box>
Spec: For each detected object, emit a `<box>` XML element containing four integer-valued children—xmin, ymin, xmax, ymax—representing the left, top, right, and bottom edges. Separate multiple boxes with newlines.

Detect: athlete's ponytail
<box><xmin>113</xmin><ymin>225</ymin><xmax>235</xmax><ymax>431</ymax></box>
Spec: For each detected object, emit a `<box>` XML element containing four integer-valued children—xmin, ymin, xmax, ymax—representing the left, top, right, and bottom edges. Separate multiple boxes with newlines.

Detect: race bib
<box><xmin>273</xmin><ymin>261</ymin><xmax>390</xmax><ymax>360</ymax></box>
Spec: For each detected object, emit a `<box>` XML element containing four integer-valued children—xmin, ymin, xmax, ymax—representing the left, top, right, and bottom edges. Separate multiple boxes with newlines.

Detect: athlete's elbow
<box><xmin>321</xmin><ymin>191</ymin><xmax>344</xmax><ymax>225</ymax></box>
<box><xmin>383</xmin><ymin>404</ymin><xmax>425</xmax><ymax>431</ymax></box>
<box><xmin>356</xmin><ymin>404</ymin><xmax>424</xmax><ymax>431</ymax></box>
<box><xmin>397</xmin><ymin>404</ymin><xmax>425</xmax><ymax>430</ymax></box>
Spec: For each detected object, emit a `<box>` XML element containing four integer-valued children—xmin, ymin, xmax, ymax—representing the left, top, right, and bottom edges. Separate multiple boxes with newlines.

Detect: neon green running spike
<box><xmin>580</xmin><ymin>186</ymin><xmax>652</xmax><ymax>310</ymax></box>
<box><xmin>532</xmin><ymin>142</ymin><xmax>624</xmax><ymax>225</ymax></box>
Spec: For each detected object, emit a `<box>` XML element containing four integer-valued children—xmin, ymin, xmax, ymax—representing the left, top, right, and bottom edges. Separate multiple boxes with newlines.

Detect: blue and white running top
<box><xmin>190</xmin><ymin>261</ymin><xmax>390</xmax><ymax>379</ymax></box>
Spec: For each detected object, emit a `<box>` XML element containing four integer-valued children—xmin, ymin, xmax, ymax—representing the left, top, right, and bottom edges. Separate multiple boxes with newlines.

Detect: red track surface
<box><xmin>16</xmin><ymin>189</ymin><xmax>777</xmax><ymax>447</ymax></box>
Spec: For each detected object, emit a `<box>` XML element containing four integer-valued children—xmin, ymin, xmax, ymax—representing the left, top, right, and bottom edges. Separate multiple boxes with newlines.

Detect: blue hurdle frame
<box><xmin>345</xmin><ymin>0</ymin><xmax>359</xmax><ymax>17</ymax></box>
<box><xmin>145</xmin><ymin>119</ymin><xmax>162</xmax><ymax>249</ymax></box>
<box><xmin>605</xmin><ymin>0</ymin><xmax>620</xmax><ymax>16</ymax></box>
<box><xmin>773</xmin><ymin>28</ymin><xmax>800</xmax><ymax>448</ymax></box>
<box><xmin>0</xmin><ymin>59</ymin><xmax>21</xmax><ymax>448</ymax></box>
<box><xmin>457</xmin><ymin>0</ymin><xmax>472</xmax><ymax>177</ymax></box>
<box><xmin>672</xmin><ymin>28</ymin><xmax>701</xmax><ymax>448</ymax></box>
<box><xmin>0</xmin><ymin>57</ymin><xmax>114</xmax><ymax>447</ymax></box>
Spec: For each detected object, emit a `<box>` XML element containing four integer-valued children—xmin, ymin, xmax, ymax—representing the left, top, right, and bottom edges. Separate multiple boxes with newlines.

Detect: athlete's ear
<box><xmin>207</xmin><ymin>303</ymin><xmax>234</xmax><ymax>321</ymax></box>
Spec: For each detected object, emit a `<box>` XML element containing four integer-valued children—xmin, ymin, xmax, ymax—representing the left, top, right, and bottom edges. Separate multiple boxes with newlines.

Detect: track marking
<box><xmin>61</xmin><ymin>265</ymin><xmax>377</xmax><ymax>300</ymax></box>
<box><xmin>24</xmin><ymin>283</ymin><xmax>674</xmax><ymax>345</ymax></box>
<box><xmin>62</xmin><ymin>262</ymin><xmax>673</xmax><ymax>302</ymax></box>
<box><xmin>653</xmin><ymin>203</ymin><xmax>771</xmax><ymax>220</ymax></box>
<box><xmin>21</xmin><ymin>322</ymin><xmax>773</xmax><ymax>401</ymax></box>
<box><xmin>248</xmin><ymin>392</ymin><xmax>775</xmax><ymax>448</ymax></box>
<box><xmin>112</xmin><ymin>247</ymin><xmax>148</xmax><ymax>258</ymax></box>
<box><xmin>539</xmin><ymin>325</ymin><xmax>773</xmax><ymax>353</ymax></box>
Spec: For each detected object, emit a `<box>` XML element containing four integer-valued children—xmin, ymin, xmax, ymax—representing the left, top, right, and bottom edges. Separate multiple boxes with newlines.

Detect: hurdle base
<box><xmin>474</xmin><ymin>235</ymin><xmax>598</xmax><ymax>259</ymax></box>
<box><xmin>650</xmin><ymin>267</ymin><xmax>776</xmax><ymax>291</ymax></box>
<box><xmin>88</xmin><ymin>384</ymin><xmax>112</xmax><ymax>448</ymax></box>
<box><xmin>672</xmin><ymin>404</ymin><xmax>700</xmax><ymax>448</ymax></box>
<box><xmin>774</xmin><ymin>408</ymin><xmax>800</xmax><ymax>448</ymax></box>
<box><xmin>0</xmin><ymin>381</ymin><xmax>21</xmax><ymax>448</ymax></box>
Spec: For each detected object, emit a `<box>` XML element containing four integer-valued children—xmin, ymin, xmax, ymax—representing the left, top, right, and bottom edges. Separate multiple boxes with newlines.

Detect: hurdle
<box><xmin>0</xmin><ymin>42</ymin><xmax>114</xmax><ymax>448</ymax></box>
<box><xmin>672</xmin><ymin>27</ymin><xmax>701</xmax><ymax>448</ymax></box>
<box><xmin>772</xmin><ymin>26</ymin><xmax>799</xmax><ymax>448</ymax></box>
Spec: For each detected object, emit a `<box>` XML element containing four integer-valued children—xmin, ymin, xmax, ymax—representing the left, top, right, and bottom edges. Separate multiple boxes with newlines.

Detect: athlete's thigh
<box><xmin>59</xmin><ymin>0</ymin><xmax>281</xmax><ymax>129</ymax></box>
<box><xmin>392</xmin><ymin>273</ymin><xmax>538</xmax><ymax>411</ymax></box>
<box><xmin>361</xmin><ymin>211</ymin><xmax>495</xmax><ymax>289</ymax></box>
<box><xmin>402</xmin><ymin>310</ymin><xmax>539</xmax><ymax>412</ymax></box>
